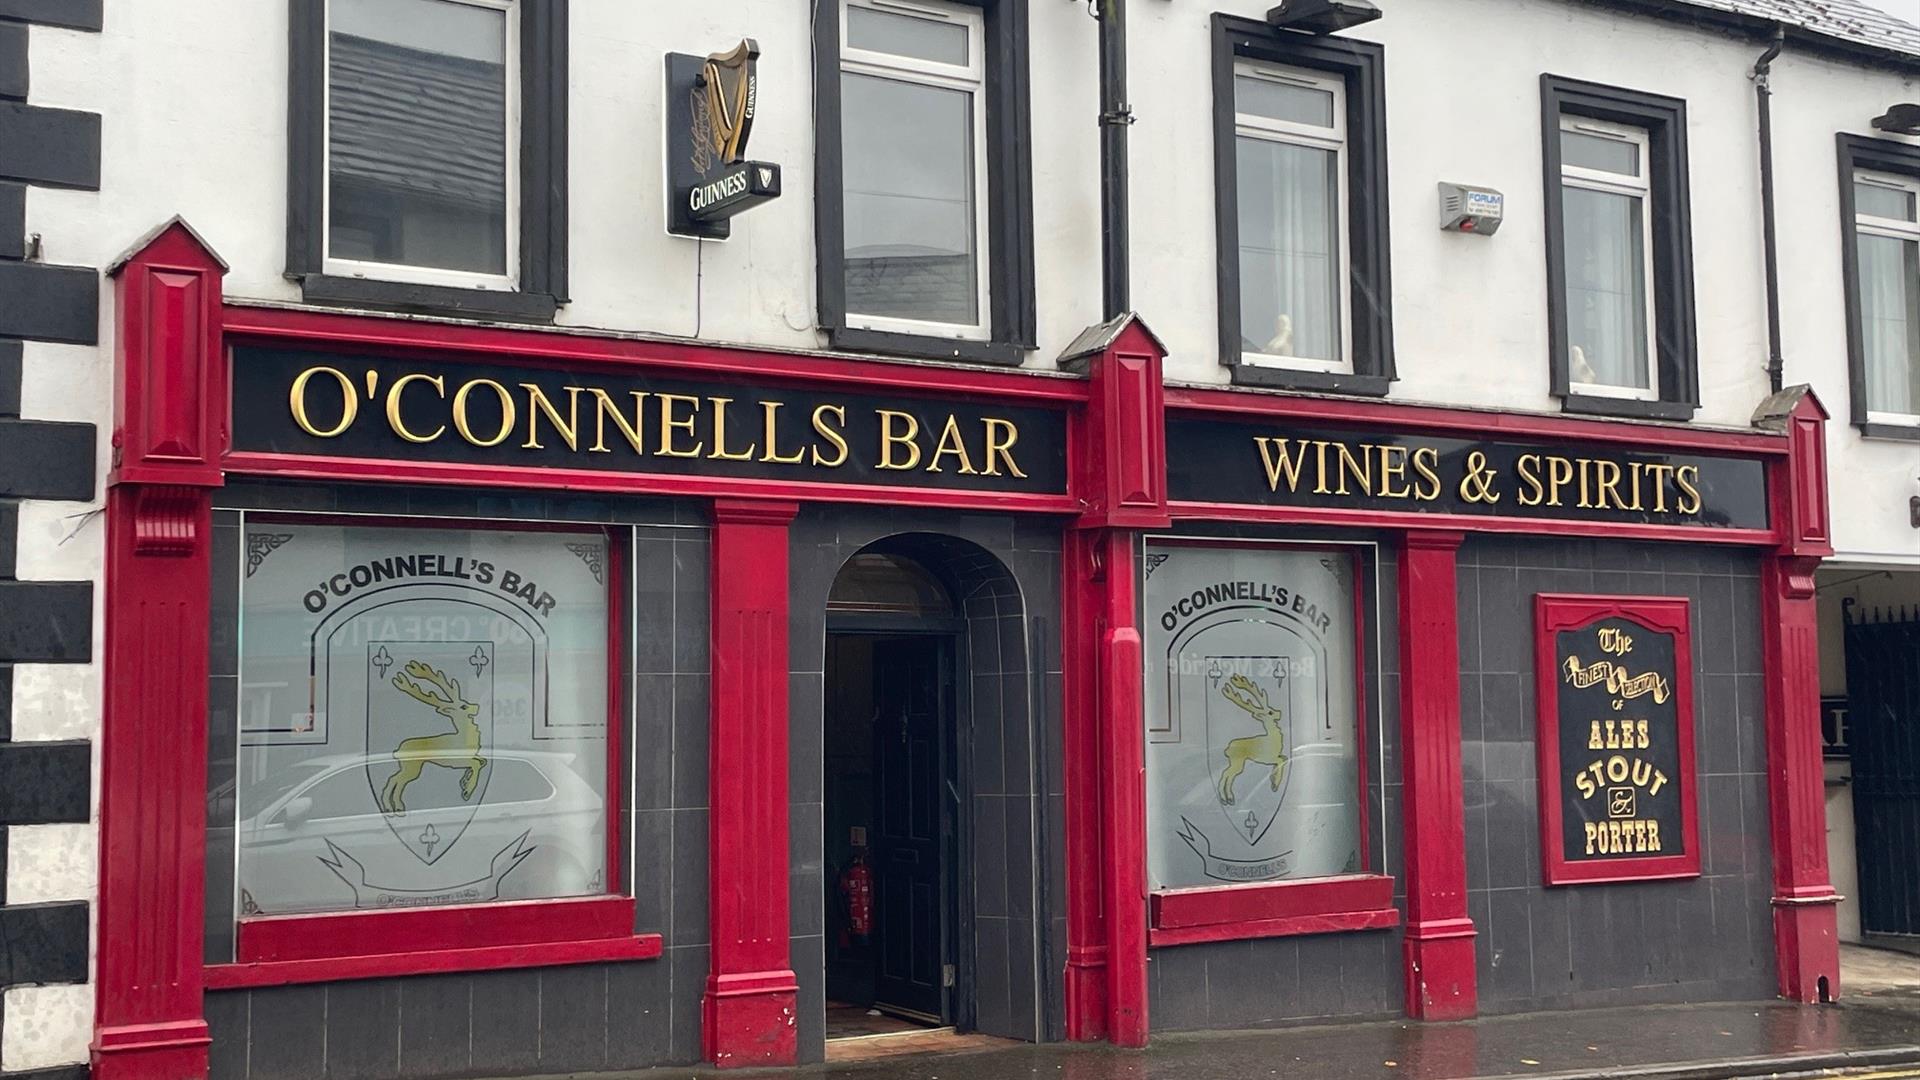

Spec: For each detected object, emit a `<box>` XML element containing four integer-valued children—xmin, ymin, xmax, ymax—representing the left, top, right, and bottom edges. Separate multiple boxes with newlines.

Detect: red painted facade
<box><xmin>91</xmin><ymin>222</ymin><xmax>1839</xmax><ymax>1079</ymax></box>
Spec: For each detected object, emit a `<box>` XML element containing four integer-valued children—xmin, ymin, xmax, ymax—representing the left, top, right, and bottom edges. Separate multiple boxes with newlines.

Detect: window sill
<box><xmin>1148</xmin><ymin>873</ymin><xmax>1399</xmax><ymax>947</ymax></box>
<box><xmin>1559</xmin><ymin>394</ymin><xmax>1697</xmax><ymax>422</ymax></box>
<box><xmin>205</xmin><ymin>895</ymin><xmax>659</xmax><ymax>989</ymax></box>
<box><xmin>1858</xmin><ymin>421</ymin><xmax>1920</xmax><ymax>442</ymax></box>
<box><xmin>1226</xmin><ymin>363</ymin><xmax>1392</xmax><ymax>397</ymax></box>
<box><xmin>825</xmin><ymin>325</ymin><xmax>1026</xmax><ymax>367</ymax></box>
<box><xmin>297</xmin><ymin>274</ymin><xmax>560</xmax><ymax>324</ymax></box>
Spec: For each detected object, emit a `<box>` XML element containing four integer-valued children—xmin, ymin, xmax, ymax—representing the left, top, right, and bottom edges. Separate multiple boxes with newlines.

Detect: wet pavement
<box><xmin>498</xmin><ymin>998</ymin><xmax>1920</xmax><ymax>1080</ymax></box>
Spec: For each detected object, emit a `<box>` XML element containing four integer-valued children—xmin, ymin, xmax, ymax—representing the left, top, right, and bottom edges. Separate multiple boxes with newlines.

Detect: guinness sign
<box><xmin>667</xmin><ymin>40</ymin><xmax>783</xmax><ymax>239</ymax></box>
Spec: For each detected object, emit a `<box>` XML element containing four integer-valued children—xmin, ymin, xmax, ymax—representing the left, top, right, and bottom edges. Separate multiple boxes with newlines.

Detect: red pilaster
<box><xmin>703</xmin><ymin>498</ymin><xmax>800</xmax><ymax>1067</ymax></box>
<box><xmin>1758</xmin><ymin>388</ymin><xmax>1839</xmax><ymax>1002</ymax></box>
<box><xmin>94</xmin><ymin>219</ymin><xmax>228</xmax><ymax>1080</ymax></box>
<box><xmin>1061</xmin><ymin>316</ymin><xmax>1166</xmax><ymax>1047</ymax></box>
<box><xmin>1398</xmin><ymin>530</ymin><xmax>1477</xmax><ymax>1020</ymax></box>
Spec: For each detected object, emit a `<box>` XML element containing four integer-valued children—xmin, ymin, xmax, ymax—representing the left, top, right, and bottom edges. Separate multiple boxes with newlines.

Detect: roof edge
<box><xmin>1571</xmin><ymin>0</ymin><xmax>1920</xmax><ymax>76</ymax></box>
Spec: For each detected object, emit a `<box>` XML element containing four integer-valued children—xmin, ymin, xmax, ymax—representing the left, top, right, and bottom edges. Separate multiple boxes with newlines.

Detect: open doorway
<box><xmin>823</xmin><ymin>553</ymin><xmax>965</xmax><ymax>1049</ymax></box>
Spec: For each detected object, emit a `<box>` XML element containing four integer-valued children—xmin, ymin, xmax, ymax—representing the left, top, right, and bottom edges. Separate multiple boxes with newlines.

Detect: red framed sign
<box><xmin>1534</xmin><ymin>594</ymin><xmax>1701</xmax><ymax>886</ymax></box>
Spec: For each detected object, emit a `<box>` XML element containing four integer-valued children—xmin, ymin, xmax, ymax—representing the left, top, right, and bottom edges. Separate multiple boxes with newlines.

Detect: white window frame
<box><xmin>1233</xmin><ymin>62</ymin><xmax>1352</xmax><ymax>375</ymax></box>
<box><xmin>320</xmin><ymin>0</ymin><xmax>521</xmax><ymax>291</ymax></box>
<box><xmin>1854</xmin><ymin>168</ymin><xmax>1920</xmax><ymax>426</ymax></box>
<box><xmin>839</xmin><ymin>0</ymin><xmax>992</xmax><ymax>341</ymax></box>
<box><xmin>1558</xmin><ymin>115</ymin><xmax>1658</xmax><ymax>402</ymax></box>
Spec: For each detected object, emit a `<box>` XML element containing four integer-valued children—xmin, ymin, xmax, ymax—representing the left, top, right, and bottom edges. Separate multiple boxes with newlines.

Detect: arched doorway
<box><xmin>822</xmin><ymin>550</ymin><xmax>965</xmax><ymax>1039</ymax></box>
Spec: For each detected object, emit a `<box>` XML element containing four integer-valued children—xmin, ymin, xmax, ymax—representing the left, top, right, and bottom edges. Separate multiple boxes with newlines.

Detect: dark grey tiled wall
<box><xmin>1148</xmin><ymin>534</ymin><xmax>1404</xmax><ymax>1032</ymax></box>
<box><xmin>789</xmin><ymin>509</ymin><xmax>1063</xmax><ymax>1062</ymax></box>
<box><xmin>1459</xmin><ymin>537</ymin><xmax>1774</xmax><ymax>1012</ymax></box>
<box><xmin>205</xmin><ymin>483</ymin><xmax>706</xmax><ymax>1079</ymax></box>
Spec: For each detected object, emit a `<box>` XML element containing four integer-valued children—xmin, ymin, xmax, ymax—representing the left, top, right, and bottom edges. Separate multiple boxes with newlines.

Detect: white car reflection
<box><xmin>236</xmin><ymin>749</ymin><xmax>606</xmax><ymax>914</ymax></box>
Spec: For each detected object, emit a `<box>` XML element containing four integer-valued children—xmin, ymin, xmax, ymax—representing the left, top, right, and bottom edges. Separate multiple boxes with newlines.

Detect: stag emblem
<box><xmin>1217</xmin><ymin>673</ymin><xmax>1288</xmax><ymax>806</ymax></box>
<box><xmin>381</xmin><ymin>661</ymin><xmax>488</xmax><ymax>816</ymax></box>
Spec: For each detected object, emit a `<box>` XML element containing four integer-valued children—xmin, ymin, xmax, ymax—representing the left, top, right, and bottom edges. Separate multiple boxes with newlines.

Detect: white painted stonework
<box><xmin>5</xmin><ymin>824</ymin><xmax>97</xmax><ymax>907</ymax></box>
<box><xmin>2</xmin><ymin>984</ymin><xmax>95</xmax><ymax>1074</ymax></box>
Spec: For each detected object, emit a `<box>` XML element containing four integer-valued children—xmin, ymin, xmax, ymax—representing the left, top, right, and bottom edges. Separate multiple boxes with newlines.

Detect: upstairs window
<box><xmin>1211</xmin><ymin>16</ymin><xmax>1394</xmax><ymax>396</ymax></box>
<box><xmin>814</xmin><ymin>0</ymin><xmax>1037</xmax><ymax>366</ymax></box>
<box><xmin>287</xmin><ymin>0</ymin><xmax>568</xmax><ymax>322</ymax></box>
<box><xmin>1234</xmin><ymin>64</ymin><xmax>1350</xmax><ymax>374</ymax></box>
<box><xmin>840</xmin><ymin>0</ymin><xmax>988</xmax><ymax>338</ymax></box>
<box><xmin>1557</xmin><ymin>118</ymin><xmax>1657</xmax><ymax>401</ymax></box>
<box><xmin>326</xmin><ymin>0</ymin><xmax>516</xmax><ymax>285</ymax></box>
<box><xmin>1541</xmin><ymin>76</ymin><xmax>1698</xmax><ymax>421</ymax></box>
<box><xmin>1850</xmin><ymin>167</ymin><xmax>1920</xmax><ymax>428</ymax></box>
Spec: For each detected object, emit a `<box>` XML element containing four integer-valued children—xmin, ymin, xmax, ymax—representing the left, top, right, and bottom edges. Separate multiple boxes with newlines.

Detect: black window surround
<box><xmin>1211</xmin><ymin>14</ymin><xmax>1394</xmax><ymax>396</ymax></box>
<box><xmin>285</xmin><ymin>0</ymin><xmax>568</xmax><ymax>324</ymax></box>
<box><xmin>812</xmin><ymin>0</ymin><xmax>1036</xmax><ymax>367</ymax></box>
<box><xmin>1837</xmin><ymin>133</ymin><xmax>1920</xmax><ymax>443</ymax></box>
<box><xmin>1541</xmin><ymin>75</ymin><xmax>1698</xmax><ymax>422</ymax></box>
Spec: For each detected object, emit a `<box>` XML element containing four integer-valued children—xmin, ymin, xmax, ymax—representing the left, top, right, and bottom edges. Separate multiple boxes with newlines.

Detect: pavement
<box><xmin>493</xmin><ymin>946</ymin><xmax>1920</xmax><ymax>1080</ymax></box>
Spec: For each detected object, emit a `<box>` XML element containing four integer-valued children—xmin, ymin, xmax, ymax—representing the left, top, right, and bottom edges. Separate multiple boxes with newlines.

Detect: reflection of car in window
<box><xmin>236</xmin><ymin>749</ymin><xmax>603</xmax><ymax>916</ymax></box>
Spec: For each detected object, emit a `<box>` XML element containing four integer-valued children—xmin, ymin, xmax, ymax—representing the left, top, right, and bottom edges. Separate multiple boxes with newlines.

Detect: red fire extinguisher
<box><xmin>840</xmin><ymin>854</ymin><xmax>873</xmax><ymax>942</ymax></box>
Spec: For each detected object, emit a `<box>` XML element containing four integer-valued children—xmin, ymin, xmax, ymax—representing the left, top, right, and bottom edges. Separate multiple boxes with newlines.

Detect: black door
<box><xmin>870</xmin><ymin>636</ymin><xmax>950</xmax><ymax>1020</ymax></box>
<box><xmin>1847</xmin><ymin>607</ymin><xmax>1920</xmax><ymax>937</ymax></box>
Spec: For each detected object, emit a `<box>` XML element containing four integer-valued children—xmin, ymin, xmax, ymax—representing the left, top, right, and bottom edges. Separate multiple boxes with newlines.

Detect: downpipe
<box><xmin>1097</xmin><ymin>0</ymin><xmax>1133</xmax><ymax>320</ymax></box>
<box><xmin>1754</xmin><ymin>24</ymin><xmax>1787</xmax><ymax>393</ymax></box>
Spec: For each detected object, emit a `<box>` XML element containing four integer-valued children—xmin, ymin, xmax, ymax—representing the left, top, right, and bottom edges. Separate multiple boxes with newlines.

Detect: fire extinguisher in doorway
<box><xmin>840</xmin><ymin>853</ymin><xmax>872</xmax><ymax>947</ymax></box>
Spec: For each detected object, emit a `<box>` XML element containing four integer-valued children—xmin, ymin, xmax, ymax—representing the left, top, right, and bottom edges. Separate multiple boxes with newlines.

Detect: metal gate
<box><xmin>1845</xmin><ymin>602</ymin><xmax>1920</xmax><ymax>938</ymax></box>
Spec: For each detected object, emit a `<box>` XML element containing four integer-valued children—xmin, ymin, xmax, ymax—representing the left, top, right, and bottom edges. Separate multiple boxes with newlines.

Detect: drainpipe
<box><xmin>1754</xmin><ymin>24</ymin><xmax>1787</xmax><ymax>393</ymax></box>
<box><xmin>1097</xmin><ymin>0</ymin><xmax>1132</xmax><ymax>319</ymax></box>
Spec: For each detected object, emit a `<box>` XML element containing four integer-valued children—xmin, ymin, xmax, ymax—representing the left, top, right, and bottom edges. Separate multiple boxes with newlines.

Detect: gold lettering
<box><xmin>520</xmin><ymin>384</ymin><xmax>582</xmax><ymax>451</ymax></box>
<box><xmin>982</xmin><ymin>418</ymin><xmax>1028</xmax><ymax>478</ymax></box>
<box><xmin>1594</xmin><ymin>459</ymin><xmax>1625</xmax><ymax>511</ymax></box>
<box><xmin>588</xmin><ymin>389</ymin><xmax>648</xmax><ymax>454</ymax></box>
<box><xmin>759</xmin><ymin>401</ymin><xmax>806</xmax><ymax>464</ymax></box>
<box><xmin>1645</xmin><ymin>463</ymin><xmax>1674</xmax><ymax>513</ymax></box>
<box><xmin>1626</xmin><ymin>461</ymin><xmax>1647</xmax><ymax>511</ymax></box>
<box><xmin>877</xmin><ymin>410</ymin><xmax>922</xmax><ymax>471</ymax></box>
<box><xmin>1312</xmin><ymin>441</ymin><xmax>1333</xmax><ymax>495</ymax></box>
<box><xmin>1589</xmin><ymin>720</ymin><xmax>1605</xmax><ymax>751</ymax></box>
<box><xmin>1584</xmin><ymin>821</ymin><xmax>1599</xmax><ymax>855</ymax></box>
<box><xmin>1647</xmin><ymin>819</ymin><xmax>1662</xmax><ymax>851</ymax></box>
<box><xmin>290</xmin><ymin>365</ymin><xmax>359</xmax><ymax>438</ymax></box>
<box><xmin>1412</xmin><ymin>447</ymin><xmax>1444</xmax><ymax>501</ymax></box>
<box><xmin>1647</xmin><ymin>769</ymin><xmax>1668</xmax><ymax>797</ymax></box>
<box><xmin>658</xmin><ymin>393</ymin><xmax>704</xmax><ymax>458</ymax></box>
<box><xmin>811</xmin><ymin>404</ymin><xmax>849</xmax><ymax>467</ymax></box>
<box><xmin>1674</xmin><ymin>464</ymin><xmax>1703</xmax><ymax>515</ymax></box>
<box><xmin>1334</xmin><ymin>442</ymin><xmax>1371</xmax><ymax>496</ymax></box>
<box><xmin>1377</xmin><ymin>445</ymin><xmax>1411</xmax><ymax>499</ymax></box>
<box><xmin>928</xmin><ymin>415</ymin><xmax>980</xmax><ymax>474</ymax></box>
<box><xmin>1255</xmin><ymin>437</ymin><xmax>1312</xmax><ymax>493</ymax></box>
<box><xmin>708</xmin><ymin>397</ymin><xmax>757</xmax><ymax>461</ymax></box>
<box><xmin>1636</xmin><ymin>718</ymin><xmax>1649</xmax><ymax>747</ymax></box>
<box><xmin>451</xmin><ymin>378</ymin><xmax>517</xmax><ymax>447</ymax></box>
<box><xmin>1517</xmin><ymin>454</ymin><xmax>1546</xmax><ymax>506</ymax></box>
<box><xmin>1575</xmin><ymin>769</ymin><xmax>1597</xmax><ymax>799</ymax></box>
<box><xmin>385</xmin><ymin>372</ymin><xmax>445</xmax><ymax>444</ymax></box>
<box><xmin>1546</xmin><ymin>456</ymin><xmax>1574</xmax><ymax>507</ymax></box>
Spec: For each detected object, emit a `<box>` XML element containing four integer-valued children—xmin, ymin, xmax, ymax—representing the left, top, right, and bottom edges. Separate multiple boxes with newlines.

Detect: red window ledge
<box><xmin>1148</xmin><ymin>874</ymin><xmax>1400</xmax><ymax>948</ymax></box>
<box><xmin>205</xmin><ymin>896</ymin><xmax>662</xmax><ymax>990</ymax></box>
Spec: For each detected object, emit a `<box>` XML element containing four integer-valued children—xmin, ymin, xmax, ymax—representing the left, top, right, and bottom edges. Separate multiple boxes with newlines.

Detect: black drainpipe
<box><xmin>1098</xmin><ymin>0</ymin><xmax>1132</xmax><ymax>319</ymax></box>
<box><xmin>1754</xmin><ymin>24</ymin><xmax>1787</xmax><ymax>393</ymax></box>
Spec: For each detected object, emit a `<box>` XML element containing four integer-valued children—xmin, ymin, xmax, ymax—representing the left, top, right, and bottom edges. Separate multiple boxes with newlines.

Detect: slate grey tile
<box><xmin>632</xmin><ymin>809</ymin><xmax>673</xmax><ymax>935</ymax></box>
<box><xmin>672</xmin><ymin>808</ymin><xmax>710</xmax><ymax>946</ymax></box>
<box><xmin>469</xmin><ymin>968</ymin><xmax>542</xmax><ymax>1076</ymax></box>
<box><xmin>668</xmin><ymin>944</ymin><xmax>710</xmax><ymax>1066</ymax></box>
<box><xmin>1005</xmin><ymin>795</ymin><xmax>1036</xmax><ymax>918</ymax></box>
<box><xmin>630</xmin><ymin>674</ymin><xmax>674</xmax><ymax>810</ymax></box>
<box><xmin>970</xmin><ymin>674</ymin><xmax>1004</xmax><ymax>796</ymax></box>
<box><xmin>1527</xmin><ymin>887</ymin><xmax>1573</xmax><ymax>998</ymax></box>
<box><xmin>1219</xmin><ymin>937</ymin><xmax>1301</xmax><ymax>1026</ymax></box>
<box><xmin>790</xmin><ymin>671</ymin><xmax>825</xmax><ymax>805</ymax></box>
<box><xmin>1001</xmin><ymin>676</ymin><xmax>1034</xmax><ymax>797</ymax></box>
<box><xmin>1696</xmin><ymin>674</ymin><xmax>1739</xmax><ymax>777</ymax></box>
<box><xmin>1008</xmin><ymin>917</ymin><xmax>1038</xmax><ymax>1039</ymax></box>
<box><xmin>1700</xmin><ymin>576</ymin><xmax>1737</xmax><ymax>676</ymax></box>
<box><xmin>672</xmin><ymin>538</ymin><xmax>710</xmax><ymax>673</ymax></box>
<box><xmin>795</xmin><ymin>935</ymin><xmax>827</xmax><ymax>1064</ymax></box>
<box><xmin>1463</xmin><ymin>780</ymin><xmax>1491</xmax><ymax>890</ymax></box>
<box><xmin>538</xmin><ymin>965</ymin><xmax>609</xmax><ymax>1074</ymax></box>
<box><xmin>1703</xmin><ymin>773</ymin><xmax>1746</xmax><ymax>876</ymax></box>
<box><xmin>1484</xmin><ymin>890</ymin><xmax>1534</xmax><ymax>1004</ymax></box>
<box><xmin>631</xmin><ymin>539</ymin><xmax>676</xmax><ymax>675</ymax></box>
<box><xmin>973</xmin><ymin>795</ymin><xmax>1007</xmax><ymax>919</ymax></box>
<box><xmin>398</xmin><ymin>974</ymin><xmax>473</xmax><ymax>1080</ymax></box>
<box><xmin>1732</xmin><ymin>575</ymin><xmax>1763</xmax><ymax>676</ymax></box>
<box><xmin>1478</xmin><ymin>568</ymin><xmax>1526</xmax><ymax>674</ymax></box>
<box><xmin>606</xmin><ymin>954</ymin><xmax>673</xmax><ymax>1068</ymax></box>
<box><xmin>204</xmin><ymin>989</ymin><xmax>250</xmax><ymax>1080</ymax></box>
<box><xmin>974</xmin><ymin>917</ymin><xmax>1013</xmax><ymax>1037</ymax></box>
<box><xmin>1147</xmin><ymin>946</ymin><xmax>1209</xmax><ymax>1032</ymax></box>
<box><xmin>1456</xmin><ymin>577</ymin><xmax>1483</xmax><ymax>676</ymax></box>
<box><xmin>672</xmin><ymin>675</ymin><xmax>709</xmax><ymax>810</ymax></box>
<box><xmin>244</xmin><ymin>984</ymin><xmax>327</xmax><ymax>1080</ymax></box>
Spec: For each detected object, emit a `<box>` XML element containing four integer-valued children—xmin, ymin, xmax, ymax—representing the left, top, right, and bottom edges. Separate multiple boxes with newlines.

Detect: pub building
<box><xmin>3</xmin><ymin>1</ymin><xmax>1890</xmax><ymax>1078</ymax></box>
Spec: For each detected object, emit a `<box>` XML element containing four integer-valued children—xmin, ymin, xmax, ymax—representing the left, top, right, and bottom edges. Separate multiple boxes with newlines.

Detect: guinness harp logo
<box><xmin>667</xmin><ymin>39</ymin><xmax>783</xmax><ymax>238</ymax></box>
<box><xmin>697</xmin><ymin>39</ymin><xmax>758</xmax><ymax>170</ymax></box>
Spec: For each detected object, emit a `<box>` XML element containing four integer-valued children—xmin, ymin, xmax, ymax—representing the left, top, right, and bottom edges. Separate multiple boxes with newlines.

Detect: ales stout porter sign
<box><xmin>230</xmin><ymin>346</ymin><xmax>1068</xmax><ymax>494</ymax></box>
<box><xmin>1167</xmin><ymin>418</ymin><xmax>1770</xmax><ymax>530</ymax></box>
<box><xmin>1535</xmin><ymin>595</ymin><xmax>1700</xmax><ymax>885</ymax></box>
